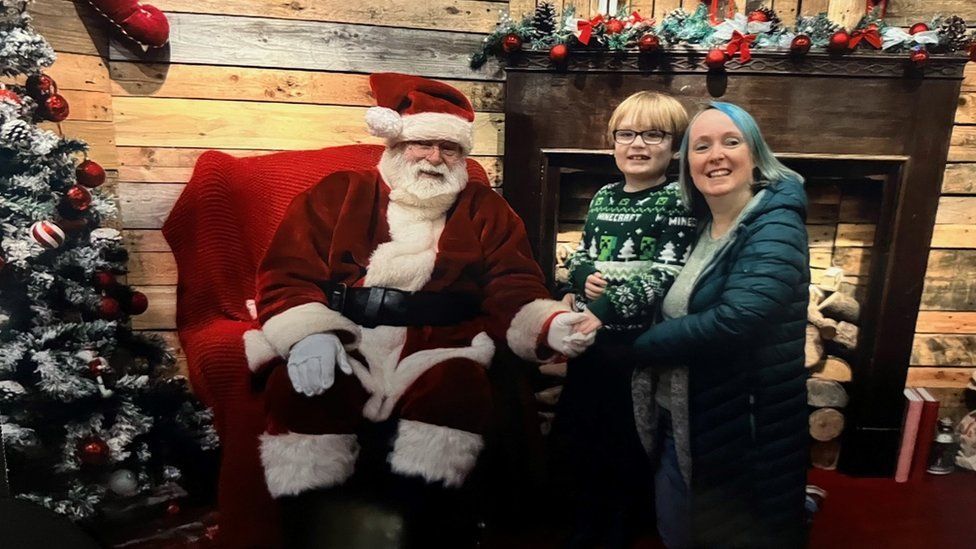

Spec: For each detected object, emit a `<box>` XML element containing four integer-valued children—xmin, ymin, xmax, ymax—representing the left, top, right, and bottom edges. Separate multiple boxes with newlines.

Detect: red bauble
<box><xmin>910</xmin><ymin>48</ymin><xmax>929</xmax><ymax>68</ymax></box>
<box><xmin>65</xmin><ymin>185</ymin><xmax>92</xmax><ymax>211</ymax></box>
<box><xmin>0</xmin><ymin>89</ymin><xmax>21</xmax><ymax>104</ymax></box>
<box><xmin>30</xmin><ymin>220</ymin><xmax>65</xmax><ymax>249</ymax></box>
<box><xmin>909</xmin><ymin>23</ymin><xmax>929</xmax><ymax>35</ymax></box>
<box><xmin>78</xmin><ymin>437</ymin><xmax>110</xmax><ymax>466</ymax></box>
<box><xmin>638</xmin><ymin>34</ymin><xmax>661</xmax><ymax>53</ymax></box>
<box><xmin>549</xmin><ymin>44</ymin><xmax>568</xmax><ymax>64</ymax></box>
<box><xmin>747</xmin><ymin>11</ymin><xmax>769</xmax><ymax>23</ymax></box>
<box><xmin>88</xmin><ymin>356</ymin><xmax>110</xmax><ymax>376</ymax></box>
<box><xmin>93</xmin><ymin>271</ymin><xmax>117</xmax><ymax>291</ymax></box>
<box><xmin>605</xmin><ymin>18</ymin><xmax>625</xmax><ymax>34</ymax></box>
<box><xmin>828</xmin><ymin>31</ymin><xmax>850</xmax><ymax>52</ymax></box>
<box><xmin>100</xmin><ymin>296</ymin><xmax>122</xmax><ymax>320</ymax></box>
<box><xmin>76</xmin><ymin>160</ymin><xmax>106</xmax><ymax>188</ymax></box>
<box><xmin>43</xmin><ymin>93</ymin><xmax>70</xmax><ymax>122</ymax></box>
<box><xmin>26</xmin><ymin>73</ymin><xmax>57</xmax><ymax>98</ymax></box>
<box><xmin>969</xmin><ymin>44</ymin><xmax>976</xmax><ymax>63</ymax></box>
<box><xmin>167</xmin><ymin>502</ymin><xmax>181</xmax><ymax>515</ymax></box>
<box><xmin>705</xmin><ymin>48</ymin><xmax>727</xmax><ymax>70</ymax></box>
<box><xmin>501</xmin><ymin>34</ymin><xmax>522</xmax><ymax>54</ymax></box>
<box><xmin>125</xmin><ymin>291</ymin><xmax>149</xmax><ymax>315</ymax></box>
<box><xmin>790</xmin><ymin>34</ymin><xmax>812</xmax><ymax>55</ymax></box>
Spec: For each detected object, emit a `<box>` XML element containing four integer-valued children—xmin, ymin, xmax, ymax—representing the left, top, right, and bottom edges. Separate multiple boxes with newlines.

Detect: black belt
<box><xmin>321</xmin><ymin>281</ymin><xmax>481</xmax><ymax>328</ymax></box>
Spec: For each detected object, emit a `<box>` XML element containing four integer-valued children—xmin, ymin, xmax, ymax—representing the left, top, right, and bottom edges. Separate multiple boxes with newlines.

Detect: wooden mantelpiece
<box><xmin>502</xmin><ymin>50</ymin><xmax>969</xmax><ymax>476</ymax></box>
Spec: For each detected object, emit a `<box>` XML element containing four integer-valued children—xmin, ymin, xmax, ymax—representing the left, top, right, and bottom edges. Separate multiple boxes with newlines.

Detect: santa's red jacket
<box><xmin>243</xmin><ymin>167</ymin><xmax>567</xmax><ymax>418</ymax></box>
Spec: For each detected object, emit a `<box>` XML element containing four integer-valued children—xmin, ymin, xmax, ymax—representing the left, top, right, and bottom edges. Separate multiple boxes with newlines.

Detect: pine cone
<box><xmin>665</xmin><ymin>8</ymin><xmax>689</xmax><ymax>24</ymax></box>
<box><xmin>0</xmin><ymin>119</ymin><xmax>32</xmax><ymax>149</ymax></box>
<box><xmin>939</xmin><ymin>15</ymin><xmax>969</xmax><ymax>52</ymax></box>
<box><xmin>756</xmin><ymin>7</ymin><xmax>781</xmax><ymax>31</ymax></box>
<box><xmin>532</xmin><ymin>1</ymin><xmax>557</xmax><ymax>37</ymax></box>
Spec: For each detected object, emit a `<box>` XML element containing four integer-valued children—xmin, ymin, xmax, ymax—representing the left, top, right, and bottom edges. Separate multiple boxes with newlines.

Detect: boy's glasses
<box><xmin>613</xmin><ymin>129</ymin><xmax>670</xmax><ymax>145</ymax></box>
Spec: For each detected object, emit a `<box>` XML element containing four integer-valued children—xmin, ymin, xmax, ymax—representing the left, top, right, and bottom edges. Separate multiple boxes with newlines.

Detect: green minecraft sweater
<box><xmin>565</xmin><ymin>180</ymin><xmax>696</xmax><ymax>331</ymax></box>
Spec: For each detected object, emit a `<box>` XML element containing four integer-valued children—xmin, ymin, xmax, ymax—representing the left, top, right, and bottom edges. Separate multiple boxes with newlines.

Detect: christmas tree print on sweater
<box><xmin>565</xmin><ymin>181</ymin><xmax>696</xmax><ymax>331</ymax></box>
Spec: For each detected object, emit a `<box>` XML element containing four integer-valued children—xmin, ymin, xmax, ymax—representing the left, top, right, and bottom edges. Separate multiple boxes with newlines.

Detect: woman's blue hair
<box><xmin>678</xmin><ymin>101</ymin><xmax>804</xmax><ymax>219</ymax></box>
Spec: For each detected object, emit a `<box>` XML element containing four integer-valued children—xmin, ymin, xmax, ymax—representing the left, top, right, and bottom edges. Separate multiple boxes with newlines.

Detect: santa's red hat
<box><xmin>365</xmin><ymin>73</ymin><xmax>475</xmax><ymax>154</ymax></box>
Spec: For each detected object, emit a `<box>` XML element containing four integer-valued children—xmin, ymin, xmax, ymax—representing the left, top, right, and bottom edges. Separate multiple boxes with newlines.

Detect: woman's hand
<box><xmin>584</xmin><ymin>272</ymin><xmax>608</xmax><ymax>300</ymax></box>
<box><xmin>575</xmin><ymin>308</ymin><xmax>603</xmax><ymax>335</ymax></box>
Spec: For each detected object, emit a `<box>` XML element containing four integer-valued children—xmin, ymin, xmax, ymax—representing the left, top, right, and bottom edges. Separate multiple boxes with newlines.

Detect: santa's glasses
<box><xmin>405</xmin><ymin>140</ymin><xmax>462</xmax><ymax>159</ymax></box>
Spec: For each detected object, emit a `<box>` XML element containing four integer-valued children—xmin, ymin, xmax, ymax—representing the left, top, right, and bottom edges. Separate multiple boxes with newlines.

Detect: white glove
<box><xmin>287</xmin><ymin>333</ymin><xmax>353</xmax><ymax>397</ymax></box>
<box><xmin>545</xmin><ymin>313</ymin><xmax>596</xmax><ymax>358</ymax></box>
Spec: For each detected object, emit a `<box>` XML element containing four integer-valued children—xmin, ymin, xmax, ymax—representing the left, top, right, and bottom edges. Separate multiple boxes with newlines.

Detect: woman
<box><xmin>631</xmin><ymin>102</ymin><xmax>809</xmax><ymax>548</ymax></box>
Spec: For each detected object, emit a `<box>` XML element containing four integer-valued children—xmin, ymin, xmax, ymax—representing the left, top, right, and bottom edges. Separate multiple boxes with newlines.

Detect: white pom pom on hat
<box><xmin>365</xmin><ymin>106</ymin><xmax>403</xmax><ymax>139</ymax></box>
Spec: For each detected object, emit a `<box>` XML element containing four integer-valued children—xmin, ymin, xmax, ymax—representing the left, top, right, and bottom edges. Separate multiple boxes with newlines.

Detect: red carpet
<box><xmin>491</xmin><ymin>469</ymin><xmax>976</xmax><ymax>548</ymax></box>
<box><xmin>807</xmin><ymin>469</ymin><xmax>976</xmax><ymax>549</ymax></box>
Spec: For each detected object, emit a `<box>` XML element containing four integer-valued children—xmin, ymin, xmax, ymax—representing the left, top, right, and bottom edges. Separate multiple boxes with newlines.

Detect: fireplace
<box><xmin>502</xmin><ymin>50</ymin><xmax>967</xmax><ymax>476</ymax></box>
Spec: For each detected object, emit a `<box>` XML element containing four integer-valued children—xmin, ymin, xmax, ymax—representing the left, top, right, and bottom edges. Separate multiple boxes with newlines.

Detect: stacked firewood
<box><xmin>806</xmin><ymin>267</ymin><xmax>861</xmax><ymax>469</ymax></box>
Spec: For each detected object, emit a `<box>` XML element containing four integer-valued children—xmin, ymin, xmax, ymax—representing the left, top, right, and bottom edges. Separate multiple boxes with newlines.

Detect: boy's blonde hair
<box><xmin>606</xmin><ymin>91</ymin><xmax>689</xmax><ymax>151</ymax></box>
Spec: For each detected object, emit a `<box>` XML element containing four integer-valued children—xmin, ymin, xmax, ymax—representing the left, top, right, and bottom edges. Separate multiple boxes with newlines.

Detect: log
<box><xmin>538</xmin><ymin>411</ymin><xmax>556</xmax><ymax>436</ymax></box>
<box><xmin>817</xmin><ymin>266</ymin><xmax>845</xmax><ymax>293</ymax></box>
<box><xmin>805</xmin><ymin>324</ymin><xmax>825</xmax><ymax>369</ymax></box>
<box><xmin>812</xmin><ymin>356</ymin><xmax>853</xmax><ymax>383</ymax></box>
<box><xmin>810</xmin><ymin>440</ymin><xmax>841</xmax><ymax>470</ymax></box>
<box><xmin>807</xmin><ymin>379</ymin><xmax>849</xmax><ymax>408</ymax></box>
<box><xmin>808</xmin><ymin>305</ymin><xmax>839</xmax><ymax>340</ymax></box>
<box><xmin>831</xmin><ymin>321</ymin><xmax>859</xmax><ymax>352</ymax></box>
<box><xmin>818</xmin><ymin>291</ymin><xmax>861</xmax><ymax>324</ymax></box>
<box><xmin>535</xmin><ymin>385</ymin><xmax>563</xmax><ymax>407</ymax></box>
<box><xmin>538</xmin><ymin>362</ymin><xmax>567</xmax><ymax>378</ymax></box>
<box><xmin>809</xmin><ymin>285</ymin><xmax>826</xmax><ymax>307</ymax></box>
<box><xmin>809</xmin><ymin>408</ymin><xmax>845</xmax><ymax>442</ymax></box>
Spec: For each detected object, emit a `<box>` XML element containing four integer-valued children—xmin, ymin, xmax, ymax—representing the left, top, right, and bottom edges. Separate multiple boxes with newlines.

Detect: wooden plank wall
<box><xmin>28</xmin><ymin>0</ymin><xmax>976</xmax><ymax>398</ymax></box>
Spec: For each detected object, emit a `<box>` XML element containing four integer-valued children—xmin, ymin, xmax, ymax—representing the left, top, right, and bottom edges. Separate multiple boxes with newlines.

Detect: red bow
<box><xmin>726</xmin><ymin>30</ymin><xmax>756</xmax><ymax>63</ymax></box>
<box><xmin>576</xmin><ymin>14</ymin><xmax>604</xmax><ymax>46</ymax></box>
<box><xmin>849</xmin><ymin>24</ymin><xmax>882</xmax><ymax>49</ymax></box>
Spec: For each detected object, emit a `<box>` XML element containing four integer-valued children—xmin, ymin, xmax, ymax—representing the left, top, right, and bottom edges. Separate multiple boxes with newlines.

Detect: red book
<box><xmin>895</xmin><ymin>388</ymin><xmax>923</xmax><ymax>483</ymax></box>
<box><xmin>911</xmin><ymin>388</ymin><xmax>941</xmax><ymax>479</ymax></box>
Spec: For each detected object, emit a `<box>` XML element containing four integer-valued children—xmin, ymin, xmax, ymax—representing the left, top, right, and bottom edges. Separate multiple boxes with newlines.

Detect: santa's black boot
<box><xmin>390</xmin><ymin>474</ymin><xmax>483</xmax><ymax>549</ymax></box>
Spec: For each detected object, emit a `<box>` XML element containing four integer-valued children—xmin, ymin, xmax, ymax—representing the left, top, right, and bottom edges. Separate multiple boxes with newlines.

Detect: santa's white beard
<box><xmin>378</xmin><ymin>148</ymin><xmax>468</xmax><ymax>213</ymax></box>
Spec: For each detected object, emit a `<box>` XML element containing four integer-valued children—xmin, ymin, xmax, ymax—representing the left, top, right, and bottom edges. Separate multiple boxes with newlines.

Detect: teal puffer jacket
<box><xmin>633</xmin><ymin>178</ymin><xmax>810</xmax><ymax>548</ymax></box>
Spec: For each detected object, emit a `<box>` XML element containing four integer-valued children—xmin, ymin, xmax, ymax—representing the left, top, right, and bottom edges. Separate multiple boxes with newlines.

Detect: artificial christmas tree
<box><xmin>0</xmin><ymin>0</ymin><xmax>216</xmax><ymax>539</ymax></box>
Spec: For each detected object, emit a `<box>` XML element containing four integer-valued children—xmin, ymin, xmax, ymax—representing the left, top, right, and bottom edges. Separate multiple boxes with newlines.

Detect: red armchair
<box><xmin>162</xmin><ymin>144</ymin><xmax>490</xmax><ymax>547</ymax></box>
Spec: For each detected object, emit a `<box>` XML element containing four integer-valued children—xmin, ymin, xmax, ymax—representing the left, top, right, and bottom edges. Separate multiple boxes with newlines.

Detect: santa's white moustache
<box><xmin>379</xmin><ymin>148</ymin><xmax>468</xmax><ymax>210</ymax></box>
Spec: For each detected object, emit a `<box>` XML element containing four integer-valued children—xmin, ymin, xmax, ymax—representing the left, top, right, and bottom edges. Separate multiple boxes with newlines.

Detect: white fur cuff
<box><xmin>262</xmin><ymin>302</ymin><xmax>361</xmax><ymax>358</ymax></box>
<box><xmin>243</xmin><ymin>329</ymin><xmax>279</xmax><ymax>372</ymax></box>
<box><xmin>259</xmin><ymin>432</ymin><xmax>359</xmax><ymax>497</ymax></box>
<box><xmin>389</xmin><ymin>420</ymin><xmax>483</xmax><ymax>488</ymax></box>
<box><xmin>506</xmin><ymin>298</ymin><xmax>571</xmax><ymax>362</ymax></box>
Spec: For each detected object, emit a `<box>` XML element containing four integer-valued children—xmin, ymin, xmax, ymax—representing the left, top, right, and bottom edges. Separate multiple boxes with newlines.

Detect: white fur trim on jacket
<box><xmin>506</xmin><ymin>298</ymin><xmax>571</xmax><ymax>362</ymax></box>
<box><xmin>363</xmin><ymin>200</ymin><xmax>444</xmax><ymax>291</ymax></box>
<box><xmin>261</xmin><ymin>302</ymin><xmax>361</xmax><ymax>358</ymax></box>
<box><xmin>358</xmin><ymin>331</ymin><xmax>495</xmax><ymax>422</ymax></box>
<box><xmin>243</xmin><ymin>329</ymin><xmax>279</xmax><ymax>372</ymax></box>
<box><xmin>259</xmin><ymin>432</ymin><xmax>359</xmax><ymax>497</ymax></box>
<box><xmin>391</xmin><ymin>112</ymin><xmax>474</xmax><ymax>154</ymax></box>
<box><xmin>389</xmin><ymin>419</ymin><xmax>484</xmax><ymax>487</ymax></box>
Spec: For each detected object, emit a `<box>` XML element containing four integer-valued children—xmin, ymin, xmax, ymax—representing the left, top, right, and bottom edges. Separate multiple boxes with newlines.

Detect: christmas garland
<box><xmin>470</xmin><ymin>3</ymin><xmax>976</xmax><ymax>71</ymax></box>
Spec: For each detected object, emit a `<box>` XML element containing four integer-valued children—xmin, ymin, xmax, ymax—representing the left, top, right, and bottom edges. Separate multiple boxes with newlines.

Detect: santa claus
<box><xmin>241</xmin><ymin>73</ymin><xmax>594</xmax><ymax>541</ymax></box>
